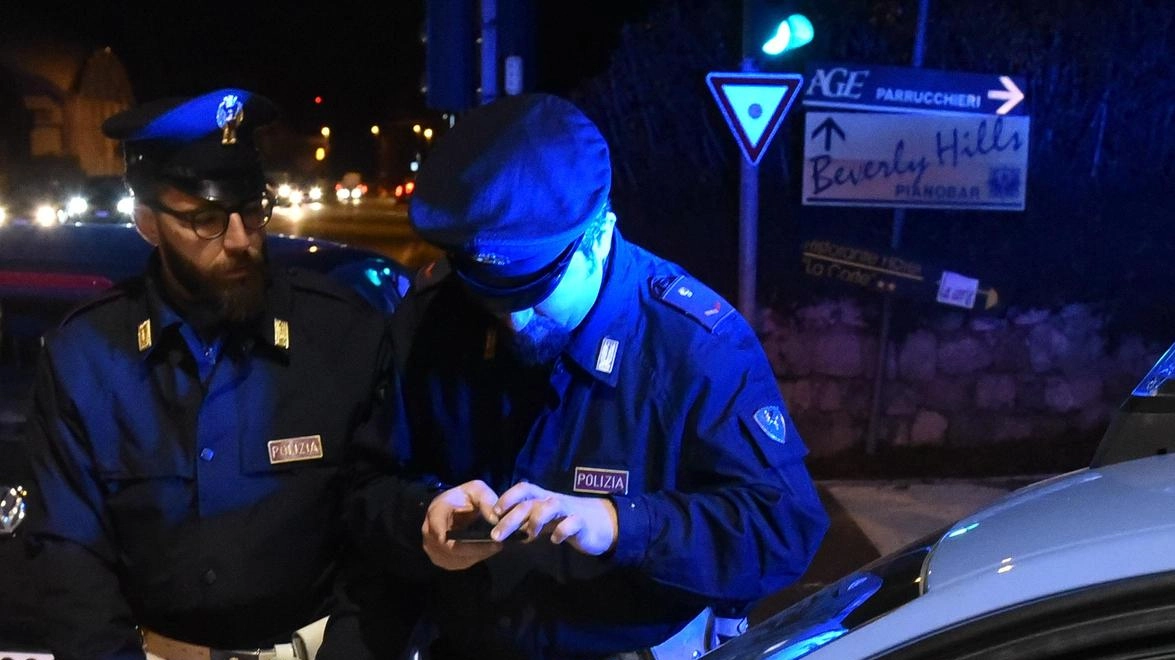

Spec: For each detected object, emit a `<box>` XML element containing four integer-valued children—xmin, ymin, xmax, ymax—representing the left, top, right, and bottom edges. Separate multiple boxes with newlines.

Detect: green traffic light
<box><xmin>761</xmin><ymin>13</ymin><xmax>814</xmax><ymax>56</ymax></box>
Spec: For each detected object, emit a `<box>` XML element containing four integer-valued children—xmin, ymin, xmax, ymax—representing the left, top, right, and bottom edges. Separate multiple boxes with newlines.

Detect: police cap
<box><xmin>102</xmin><ymin>88</ymin><xmax>277</xmax><ymax>204</ymax></box>
<box><xmin>410</xmin><ymin>93</ymin><xmax>611</xmax><ymax>312</ymax></box>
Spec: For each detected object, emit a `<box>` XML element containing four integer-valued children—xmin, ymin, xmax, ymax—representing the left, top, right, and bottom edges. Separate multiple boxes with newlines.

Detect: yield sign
<box><xmin>706</xmin><ymin>72</ymin><xmax>803</xmax><ymax>166</ymax></box>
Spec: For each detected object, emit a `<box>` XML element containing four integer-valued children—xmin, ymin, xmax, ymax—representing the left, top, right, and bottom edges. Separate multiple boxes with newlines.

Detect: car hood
<box><xmin>925</xmin><ymin>453</ymin><xmax>1175</xmax><ymax>595</ymax></box>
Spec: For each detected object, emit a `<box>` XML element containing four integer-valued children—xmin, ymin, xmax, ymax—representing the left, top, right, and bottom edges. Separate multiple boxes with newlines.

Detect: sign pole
<box><xmin>865</xmin><ymin>0</ymin><xmax>930</xmax><ymax>455</ymax></box>
<box><xmin>738</xmin><ymin>57</ymin><xmax>759</xmax><ymax>325</ymax></box>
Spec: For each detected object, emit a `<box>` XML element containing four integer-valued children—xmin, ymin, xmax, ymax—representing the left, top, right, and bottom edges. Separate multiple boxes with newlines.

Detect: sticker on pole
<box><xmin>706</xmin><ymin>72</ymin><xmax>803</xmax><ymax>166</ymax></box>
<box><xmin>937</xmin><ymin>270</ymin><xmax>979</xmax><ymax>309</ymax></box>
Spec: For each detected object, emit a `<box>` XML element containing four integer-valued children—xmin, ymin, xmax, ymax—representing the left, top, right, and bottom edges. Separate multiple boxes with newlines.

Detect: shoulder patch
<box><xmin>649</xmin><ymin>274</ymin><xmax>735</xmax><ymax>332</ymax></box>
<box><xmin>413</xmin><ymin>259</ymin><xmax>451</xmax><ymax>293</ymax></box>
<box><xmin>59</xmin><ymin>282</ymin><xmax>136</xmax><ymax>327</ymax></box>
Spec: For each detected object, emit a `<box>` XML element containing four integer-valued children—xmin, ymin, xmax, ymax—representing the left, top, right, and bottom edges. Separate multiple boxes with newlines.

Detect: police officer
<box><xmin>348</xmin><ymin>93</ymin><xmax>829</xmax><ymax>659</ymax></box>
<box><xmin>25</xmin><ymin>89</ymin><xmax>394</xmax><ymax>660</ymax></box>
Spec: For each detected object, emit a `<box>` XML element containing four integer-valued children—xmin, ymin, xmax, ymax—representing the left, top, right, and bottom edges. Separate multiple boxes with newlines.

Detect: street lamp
<box><xmin>321</xmin><ymin>126</ymin><xmax>331</xmax><ymax>138</ymax></box>
<box><xmin>423</xmin><ymin>127</ymin><xmax>434</xmax><ymax>142</ymax></box>
<box><xmin>371</xmin><ymin>125</ymin><xmax>381</xmax><ymax>136</ymax></box>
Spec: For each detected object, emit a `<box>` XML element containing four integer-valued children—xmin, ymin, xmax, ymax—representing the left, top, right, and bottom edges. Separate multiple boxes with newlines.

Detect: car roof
<box><xmin>0</xmin><ymin>222</ymin><xmax>410</xmax><ymax>312</ymax></box>
<box><xmin>804</xmin><ymin>453</ymin><xmax>1175</xmax><ymax>659</ymax></box>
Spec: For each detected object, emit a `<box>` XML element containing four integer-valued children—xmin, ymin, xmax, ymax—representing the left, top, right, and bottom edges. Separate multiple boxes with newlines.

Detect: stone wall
<box><xmin>759</xmin><ymin>299</ymin><xmax>1167</xmax><ymax>457</ymax></box>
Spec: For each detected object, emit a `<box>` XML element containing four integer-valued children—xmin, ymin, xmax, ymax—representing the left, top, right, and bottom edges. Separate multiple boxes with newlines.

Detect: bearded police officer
<box><xmin>347</xmin><ymin>93</ymin><xmax>828</xmax><ymax>659</ymax></box>
<box><xmin>25</xmin><ymin>89</ymin><xmax>394</xmax><ymax>660</ymax></box>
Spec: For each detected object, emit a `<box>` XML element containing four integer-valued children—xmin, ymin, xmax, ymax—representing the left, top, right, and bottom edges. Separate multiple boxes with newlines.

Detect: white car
<box><xmin>705</xmin><ymin>343</ymin><xmax>1175</xmax><ymax>660</ymax></box>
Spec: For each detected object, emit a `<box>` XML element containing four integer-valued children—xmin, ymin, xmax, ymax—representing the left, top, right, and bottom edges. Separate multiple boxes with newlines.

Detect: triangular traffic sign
<box><xmin>706</xmin><ymin>72</ymin><xmax>803</xmax><ymax>166</ymax></box>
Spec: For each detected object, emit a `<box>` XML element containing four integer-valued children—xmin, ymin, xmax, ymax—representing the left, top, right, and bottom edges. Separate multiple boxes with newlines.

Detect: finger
<box><xmin>519</xmin><ymin>497</ymin><xmax>564</xmax><ymax>538</ymax></box>
<box><xmin>550</xmin><ymin>515</ymin><xmax>584</xmax><ymax>545</ymax></box>
<box><xmin>462</xmin><ymin>480</ymin><xmax>503</xmax><ymax>523</ymax></box>
<box><xmin>494</xmin><ymin>482</ymin><xmax>548</xmax><ymax>517</ymax></box>
<box><xmin>492</xmin><ymin>499</ymin><xmax>537</xmax><ymax>541</ymax></box>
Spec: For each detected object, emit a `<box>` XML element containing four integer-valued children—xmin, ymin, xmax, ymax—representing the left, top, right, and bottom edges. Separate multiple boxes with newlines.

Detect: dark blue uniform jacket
<box><xmin>25</xmin><ymin>261</ymin><xmax>390</xmax><ymax>660</ymax></box>
<box><xmin>351</xmin><ymin>231</ymin><xmax>828</xmax><ymax>659</ymax></box>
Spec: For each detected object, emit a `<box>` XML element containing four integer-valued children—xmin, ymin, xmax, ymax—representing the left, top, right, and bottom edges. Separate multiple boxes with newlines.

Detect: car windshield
<box><xmin>1132</xmin><ymin>342</ymin><xmax>1175</xmax><ymax>397</ymax></box>
<box><xmin>702</xmin><ymin>536</ymin><xmax>936</xmax><ymax>660</ymax></box>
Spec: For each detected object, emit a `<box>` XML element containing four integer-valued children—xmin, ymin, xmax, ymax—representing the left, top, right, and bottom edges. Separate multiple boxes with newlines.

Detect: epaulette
<box><xmin>649</xmin><ymin>274</ymin><xmax>736</xmax><ymax>333</ymax></box>
<box><xmin>413</xmin><ymin>259</ymin><xmax>451</xmax><ymax>293</ymax></box>
<box><xmin>58</xmin><ymin>282</ymin><xmax>136</xmax><ymax>328</ymax></box>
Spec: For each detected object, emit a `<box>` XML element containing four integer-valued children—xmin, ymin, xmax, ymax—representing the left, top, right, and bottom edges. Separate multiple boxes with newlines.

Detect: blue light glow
<box><xmin>766</xmin><ymin>629</ymin><xmax>848</xmax><ymax>660</ymax></box>
<box><xmin>946</xmin><ymin>522</ymin><xmax>980</xmax><ymax>538</ymax></box>
<box><xmin>364</xmin><ymin>269</ymin><xmax>383</xmax><ymax>287</ymax></box>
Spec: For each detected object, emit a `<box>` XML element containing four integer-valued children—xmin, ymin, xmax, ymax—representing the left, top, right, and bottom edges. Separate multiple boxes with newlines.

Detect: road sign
<box><xmin>706</xmin><ymin>72</ymin><xmax>803</xmax><ymax>166</ymax></box>
<box><xmin>802</xmin><ymin>111</ymin><xmax>1030</xmax><ymax>210</ymax></box>
<box><xmin>802</xmin><ymin>62</ymin><xmax>1027</xmax><ymax>117</ymax></box>
<box><xmin>801</xmin><ymin>238</ymin><xmax>999</xmax><ymax>309</ymax></box>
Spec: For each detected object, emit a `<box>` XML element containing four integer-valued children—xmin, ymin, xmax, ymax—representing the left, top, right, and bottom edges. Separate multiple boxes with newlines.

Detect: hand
<box><xmin>421</xmin><ymin>480</ymin><xmax>504</xmax><ymax>570</ymax></box>
<box><xmin>492</xmin><ymin>482</ymin><xmax>619</xmax><ymax>556</ymax></box>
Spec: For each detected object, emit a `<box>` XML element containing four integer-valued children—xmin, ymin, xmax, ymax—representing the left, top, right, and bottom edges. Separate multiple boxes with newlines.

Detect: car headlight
<box><xmin>117</xmin><ymin>196</ymin><xmax>135</xmax><ymax>216</ymax></box>
<box><xmin>35</xmin><ymin>204</ymin><xmax>59</xmax><ymax>227</ymax></box>
<box><xmin>277</xmin><ymin>183</ymin><xmax>292</xmax><ymax>199</ymax></box>
<box><xmin>66</xmin><ymin>196</ymin><xmax>88</xmax><ymax>217</ymax></box>
<box><xmin>308</xmin><ymin>186</ymin><xmax>323</xmax><ymax>202</ymax></box>
<box><xmin>336</xmin><ymin>188</ymin><xmax>351</xmax><ymax>202</ymax></box>
<box><xmin>289</xmin><ymin>189</ymin><xmax>304</xmax><ymax>205</ymax></box>
<box><xmin>0</xmin><ymin>206</ymin><xmax>7</xmax><ymax>226</ymax></box>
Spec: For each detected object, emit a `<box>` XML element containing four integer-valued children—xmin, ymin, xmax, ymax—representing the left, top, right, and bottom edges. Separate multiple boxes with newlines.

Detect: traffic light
<box><xmin>761</xmin><ymin>13</ymin><xmax>813</xmax><ymax>55</ymax></box>
<box><xmin>743</xmin><ymin>0</ymin><xmax>814</xmax><ymax>59</ymax></box>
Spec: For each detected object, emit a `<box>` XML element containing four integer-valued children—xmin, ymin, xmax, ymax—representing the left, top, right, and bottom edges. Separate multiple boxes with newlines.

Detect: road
<box><xmin>269</xmin><ymin>197</ymin><xmax>441</xmax><ymax>271</ymax></box>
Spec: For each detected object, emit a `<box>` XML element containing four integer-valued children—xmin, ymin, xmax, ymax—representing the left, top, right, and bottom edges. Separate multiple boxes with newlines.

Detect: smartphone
<box><xmin>446</xmin><ymin>519</ymin><xmax>528</xmax><ymax>543</ymax></box>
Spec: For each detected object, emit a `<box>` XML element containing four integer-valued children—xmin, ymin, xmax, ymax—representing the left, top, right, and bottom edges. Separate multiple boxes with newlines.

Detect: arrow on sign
<box><xmin>987</xmin><ymin>76</ymin><xmax>1025</xmax><ymax>115</ymax></box>
<box><xmin>706</xmin><ymin>72</ymin><xmax>803</xmax><ymax>165</ymax></box>
<box><xmin>810</xmin><ymin>116</ymin><xmax>845</xmax><ymax>151</ymax></box>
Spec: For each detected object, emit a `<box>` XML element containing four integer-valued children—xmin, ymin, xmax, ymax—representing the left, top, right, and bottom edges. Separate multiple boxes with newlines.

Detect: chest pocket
<box><xmin>240</xmin><ymin>433</ymin><xmax>339</xmax><ymax>475</ymax></box>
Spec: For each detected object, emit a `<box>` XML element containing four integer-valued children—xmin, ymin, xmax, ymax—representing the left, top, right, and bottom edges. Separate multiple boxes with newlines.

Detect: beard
<box><xmin>158</xmin><ymin>240</ymin><xmax>268</xmax><ymax>326</ymax></box>
<box><xmin>503</xmin><ymin>314</ymin><xmax>572</xmax><ymax>367</ymax></box>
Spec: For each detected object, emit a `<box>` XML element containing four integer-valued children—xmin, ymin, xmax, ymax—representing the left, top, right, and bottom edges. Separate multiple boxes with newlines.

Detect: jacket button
<box><xmin>201</xmin><ymin>569</ymin><xmax>217</xmax><ymax>585</ymax></box>
<box><xmin>199</xmin><ymin>448</ymin><xmax>215</xmax><ymax>461</ymax></box>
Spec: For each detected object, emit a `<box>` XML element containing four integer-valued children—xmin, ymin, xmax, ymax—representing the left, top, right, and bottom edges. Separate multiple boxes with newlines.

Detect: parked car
<box><xmin>702</xmin><ymin>342</ymin><xmax>1175</xmax><ymax>660</ymax></box>
<box><xmin>0</xmin><ymin>222</ymin><xmax>411</xmax><ymax>654</ymax></box>
<box><xmin>59</xmin><ymin>175</ymin><xmax>135</xmax><ymax>225</ymax></box>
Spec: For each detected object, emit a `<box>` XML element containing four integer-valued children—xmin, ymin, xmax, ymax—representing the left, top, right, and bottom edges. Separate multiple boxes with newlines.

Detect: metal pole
<box><xmin>865</xmin><ymin>0</ymin><xmax>929</xmax><ymax>454</ymax></box>
<box><xmin>480</xmin><ymin>0</ymin><xmax>498</xmax><ymax>105</ymax></box>
<box><xmin>738</xmin><ymin>58</ymin><xmax>759</xmax><ymax>324</ymax></box>
<box><xmin>738</xmin><ymin>0</ymin><xmax>759</xmax><ymax>326</ymax></box>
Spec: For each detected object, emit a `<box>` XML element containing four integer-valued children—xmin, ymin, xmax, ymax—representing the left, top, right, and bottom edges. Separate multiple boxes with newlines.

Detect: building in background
<box><xmin>0</xmin><ymin>40</ymin><xmax>134</xmax><ymax>195</ymax></box>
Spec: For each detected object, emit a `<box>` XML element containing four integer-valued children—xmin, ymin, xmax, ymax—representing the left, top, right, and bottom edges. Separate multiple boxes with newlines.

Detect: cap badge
<box><xmin>753</xmin><ymin>406</ymin><xmax>787</xmax><ymax>444</ymax></box>
<box><xmin>472</xmin><ymin>251</ymin><xmax>510</xmax><ymax>265</ymax></box>
<box><xmin>273</xmin><ymin>319</ymin><xmax>290</xmax><ymax>349</ymax></box>
<box><xmin>137</xmin><ymin>319</ymin><xmax>152</xmax><ymax>352</ymax></box>
<box><xmin>216</xmin><ymin>94</ymin><xmax>246</xmax><ymax>145</ymax></box>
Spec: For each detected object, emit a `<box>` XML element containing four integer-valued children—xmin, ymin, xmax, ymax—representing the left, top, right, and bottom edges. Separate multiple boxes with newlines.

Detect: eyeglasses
<box><xmin>145</xmin><ymin>195</ymin><xmax>273</xmax><ymax>240</ymax></box>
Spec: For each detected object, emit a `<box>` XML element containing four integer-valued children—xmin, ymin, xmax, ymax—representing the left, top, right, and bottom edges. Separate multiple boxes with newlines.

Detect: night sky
<box><xmin>1</xmin><ymin>0</ymin><xmax>653</xmax><ymax>133</ymax></box>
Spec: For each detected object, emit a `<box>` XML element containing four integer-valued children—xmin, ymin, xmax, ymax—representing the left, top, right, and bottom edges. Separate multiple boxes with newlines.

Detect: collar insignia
<box><xmin>217</xmin><ymin>94</ymin><xmax>245</xmax><ymax>145</ymax></box>
<box><xmin>273</xmin><ymin>319</ymin><xmax>290</xmax><ymax>349</ymax></box>
<box><xmin>137</xmin><ymin>319</ymin><xmax>152</xmax><ymax>352</ymax></box>
<box><xmin>1</xmin><ymin>485</ymin><xmax>28</xmax><ymax>536</ymax></box>
<box><xmin>595</xmin><ymin>337</ymin><xmax>619</xmax><ymax>374</ymax></box>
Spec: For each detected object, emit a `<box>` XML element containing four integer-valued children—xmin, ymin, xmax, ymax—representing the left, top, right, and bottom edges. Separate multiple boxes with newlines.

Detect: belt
<box><xmin>141</xmin><ymin>628</ymin><xmax>293</xmax><ymax>660</ymax></box>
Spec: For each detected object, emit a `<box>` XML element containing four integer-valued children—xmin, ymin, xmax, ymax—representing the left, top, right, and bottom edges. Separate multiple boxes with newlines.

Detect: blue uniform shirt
<box><xmin>363</xmin><ymin>231</ymin><xmax>828</xmax><ymax>659</ymax></box>
<box><xmin>26</xmin><ymin>260</ymin><xmax>390</xmax><ymax>659</ymax></box>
